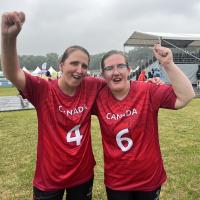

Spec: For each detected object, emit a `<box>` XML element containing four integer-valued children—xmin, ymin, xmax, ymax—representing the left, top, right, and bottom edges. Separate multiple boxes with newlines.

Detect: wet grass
<box><xmin>0</xmin><ymin>98</ymin><xmax>199</xmax><ymax>199</ymax></box>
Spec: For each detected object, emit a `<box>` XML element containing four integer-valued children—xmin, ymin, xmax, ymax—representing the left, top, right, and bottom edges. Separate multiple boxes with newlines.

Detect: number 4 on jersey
<box><xmin>66</xmin><ymin>124</ymin><xmax>83</xmax><ymax>146</ymax></box>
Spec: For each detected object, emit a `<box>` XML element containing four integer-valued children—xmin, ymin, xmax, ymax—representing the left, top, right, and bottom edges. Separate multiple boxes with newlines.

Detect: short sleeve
<box><xmin>19</xmin><ymin>72</ymin><xmax>49</xmax><ymax>108</ymax></box>
<box><xmin>86</xmin><ymin>77</ymin><xmax>106</xmax><ymax>115</ymax></box>
<box><xmin>149</xmin><ymin>83</ymin><xmax>177</xmax><ymax>111</ymax></box>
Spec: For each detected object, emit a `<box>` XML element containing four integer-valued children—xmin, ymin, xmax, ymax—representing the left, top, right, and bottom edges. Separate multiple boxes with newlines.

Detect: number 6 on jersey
<box><xmin>116</xmin><ymin>128</ymin><xmax>133</xmax><ymax>152</ymax></box>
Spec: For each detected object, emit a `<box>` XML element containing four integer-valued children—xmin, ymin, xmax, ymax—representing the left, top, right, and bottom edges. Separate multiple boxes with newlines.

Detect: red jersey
<box><xmin>95</xmin><ymin>81</ymin><xmax>177</xmax><ymax>191</ymax></box>
<box><xmin>21</xmin><ymin>72</ymin><xmax>105</xmax><ymax>191</ymax></box>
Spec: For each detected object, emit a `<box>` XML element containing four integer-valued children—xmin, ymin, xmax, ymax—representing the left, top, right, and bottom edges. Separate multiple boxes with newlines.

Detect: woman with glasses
<box><xmin>1</xmin><ymin>11</ymin><xmax>105</xmax><ymax>200</ymax></box>
<box><xmin>94</xmin><ymin>47</ymin><xmax>195</xmax><ymax>200</ymax></box>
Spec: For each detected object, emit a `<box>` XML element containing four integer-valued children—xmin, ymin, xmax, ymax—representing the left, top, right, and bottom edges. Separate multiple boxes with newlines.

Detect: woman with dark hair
<box><xmin>94</xmin><ymin>46</ymin><xmax>195</xmax><ymax>200</ymax></box>
<box><xmin>1</xmin><ymin>11</ymin><xmax>105</xmax><ymax>200</ymax></box>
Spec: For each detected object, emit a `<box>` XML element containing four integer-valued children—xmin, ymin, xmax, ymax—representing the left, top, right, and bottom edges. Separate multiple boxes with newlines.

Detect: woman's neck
<box><xmin>111</xmin><ymin>81</ymin><xmax>130</xmax><ymax>101</ymax></box>
<box><xmin>58</xmin><ymin>78</ymin><xmax>76</xmax><ymax>96</ymax></box>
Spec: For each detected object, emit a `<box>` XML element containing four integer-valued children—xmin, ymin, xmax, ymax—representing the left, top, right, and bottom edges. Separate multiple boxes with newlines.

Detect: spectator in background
<box><xmin>45</xmin><ymin>70</ymin><xmax>51</xmax><ymax>78</ymax></box>
<box><xmin>151</xmin><ymin>68</ymin><xmax>154</xmax><ymax>76</ymax></box>
<box><xmin>196</xmin><ymin>64</ymin><xmax>200</xmax><ymax>89</ymax></box>
<box><xmin>135</xmin><ymin>67</ymin><xmax>141</xmax><ymax>80</ymax></box>
<box><xmin>148</xmin><ymin>71</ymin><xmax>153</xmax><ymax>79</ymax></box>
<box><xmin>137</xmin><ymin>70</ymin><xmax>147</xmax><ymax>81</ymax></box>
<box><xmin>153</xmin><ymin>67</ymin><xmax>161</xmax><ymax>78</ymax></box>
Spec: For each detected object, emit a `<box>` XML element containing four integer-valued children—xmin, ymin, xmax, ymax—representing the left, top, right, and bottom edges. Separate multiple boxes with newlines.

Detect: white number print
<box><xmin>66</xmin><ymin>125</ymin><xmax>83</xmax><ymax>146</ymax></box>
<box><xmin>116</xmin><ymin>128</ymin><xmax>133</xmax><ymax>152</ymax></box>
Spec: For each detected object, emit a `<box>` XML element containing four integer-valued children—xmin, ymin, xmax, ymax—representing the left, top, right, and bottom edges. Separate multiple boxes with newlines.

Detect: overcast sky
<box><xmin>1</xmin><ymin>0</ymin><xmax>200</xmax><ymax>56</ymax></box>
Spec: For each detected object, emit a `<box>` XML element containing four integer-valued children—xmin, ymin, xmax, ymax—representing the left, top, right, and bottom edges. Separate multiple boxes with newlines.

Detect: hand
<box><xmin>1</xmin><ymin>11</ymin><xmax>25</xmax><ymax>38</ymax></box>
<box><xmin>153</xmin><ymin>43</ymin><xmax>174</xmax><ymax>69</ymax></box>
<box><xmin>147</xmin><ymin>77</ymin><xmax>164</xmax><ymax>85</ymax></box>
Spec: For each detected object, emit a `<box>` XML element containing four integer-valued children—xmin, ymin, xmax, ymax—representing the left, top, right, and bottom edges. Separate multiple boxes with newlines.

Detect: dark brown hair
<box><xmin>60</xmin><ymin>45</ymin><xmax>90</xmax><ymax>64</ymax></box>
<box><xmin>101</xmin><ymin>50</ymin><xmax>128</xmax><ymax>70</ymax></box>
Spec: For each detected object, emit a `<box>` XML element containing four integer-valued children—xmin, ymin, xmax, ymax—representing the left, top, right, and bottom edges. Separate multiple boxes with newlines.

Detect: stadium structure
<box><xmin>124</xmin><ymin>31</ymin><xmax>200</xmax><ymax>97</ymax></box>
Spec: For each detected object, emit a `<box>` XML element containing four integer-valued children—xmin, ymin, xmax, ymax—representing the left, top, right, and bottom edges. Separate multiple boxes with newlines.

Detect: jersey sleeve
<box><xmin>19</xmin><ymin>72</ymin><xmax>49</xmax><ymax>108</ymax></box>
<box><xmin>93</xmin><ymin>77</ymin><xmax>106</xmax><ymax>91</ymax></box>
<box><xmin>89</xmin><ymin>77</ymin><xmax>106</xmax><ymax>115</ymax></box>
<box><xmin>149</xmin><ymin>83</ymin><xmax>177</xmax><ymax>111</ymax></box>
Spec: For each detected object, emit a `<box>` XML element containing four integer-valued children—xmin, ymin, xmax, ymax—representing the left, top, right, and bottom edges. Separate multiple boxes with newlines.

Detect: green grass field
<box><xmin>0</xmin><ymin>87</ymin><xmax>200</xmax><ymax>199</ymax></box>
<box><xmin>0</xmin><ymin>87</ymin><xmax>18</xmax><ymax>96</ymax></box>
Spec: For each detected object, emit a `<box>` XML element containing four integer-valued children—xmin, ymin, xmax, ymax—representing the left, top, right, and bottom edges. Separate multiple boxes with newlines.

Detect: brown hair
<box><xmin>101</xmin><ymin>50</ymin><xmax>128</xmax><ymax>70</ymax></box>
<box><xmin>60</xmin><ymin>45</ymin><xmax>90</xmax><ymax>64</ymax></box>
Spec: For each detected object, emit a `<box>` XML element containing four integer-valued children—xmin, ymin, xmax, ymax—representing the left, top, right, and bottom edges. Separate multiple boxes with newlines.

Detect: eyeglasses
<box><xmin>103</xmin><ymin>64</ymin><xmax>128</xmax><ymax>72</ymax></box>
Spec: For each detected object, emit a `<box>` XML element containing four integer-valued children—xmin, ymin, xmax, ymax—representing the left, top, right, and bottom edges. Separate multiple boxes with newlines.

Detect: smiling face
<box><xmin>59</xmin><ymin>49</ymin><xmax>89</xmax><ymax>95</ymax></box>
<box><xmin>102</xmin><ymin>53</ymin><xmax>130</xmax><ymax>99</ymax></box>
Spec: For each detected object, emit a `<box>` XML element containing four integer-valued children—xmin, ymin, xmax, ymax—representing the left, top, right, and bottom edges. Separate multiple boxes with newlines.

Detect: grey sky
<box><xmin>1</xmin><ymin>0</ymin><xmax>200</xmax><ymax>56</ymax></box>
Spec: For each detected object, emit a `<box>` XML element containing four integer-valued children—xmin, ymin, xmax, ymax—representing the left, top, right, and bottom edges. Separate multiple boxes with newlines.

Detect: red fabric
<box><xmin>21</xmin><ymin>72</ymin><xmax>105</xmax><ymax>191</ymax></box>
<box><xmin>95</xmin><ymin>81</ymin><xmax>176</xmax><ymax>191</ymax></box>
<box><xmin>138</xmin><ymin>71</ymin><xmax>146</xmax><ymax>81</ymax></box>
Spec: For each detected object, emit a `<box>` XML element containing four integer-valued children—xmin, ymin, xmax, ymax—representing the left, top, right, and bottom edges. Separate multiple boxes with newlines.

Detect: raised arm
<box><xmin>153</xmin><ymin>44</ymin><xmax>195</xmax><ymax>109</ymax></box>
<box><xmin>1</xmin><ymin>11</ymin><xmax>26</xmax><ymax>91</ymax></box>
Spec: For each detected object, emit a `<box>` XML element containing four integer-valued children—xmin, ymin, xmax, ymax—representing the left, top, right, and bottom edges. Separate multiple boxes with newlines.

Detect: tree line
<box><xmin>0</xmin><ymin>47</ymin><xmax>153</xmax><ymax>71</ymax></box>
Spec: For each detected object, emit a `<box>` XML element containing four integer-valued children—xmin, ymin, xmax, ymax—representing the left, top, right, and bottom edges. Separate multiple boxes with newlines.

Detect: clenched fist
<box><xmin>1</xmin><ymin>11</ymin><xmax>25</xmax><ymax>38</ymax></box>
<box><xmin>153</xmin><ymin>43</ymin><xmax>174</xmax><ymax>69</ymax></box>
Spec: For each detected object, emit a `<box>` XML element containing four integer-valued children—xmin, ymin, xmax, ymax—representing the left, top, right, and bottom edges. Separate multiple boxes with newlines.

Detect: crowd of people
<box><xmin>136</xmin><ymin>67</ymin><xmax>161</xmax><ymax>82</ymax></box>
<box><xmin>1</xmin><ymin>11</ymin><xmax>195</xmax><ymax>200</ymax></box>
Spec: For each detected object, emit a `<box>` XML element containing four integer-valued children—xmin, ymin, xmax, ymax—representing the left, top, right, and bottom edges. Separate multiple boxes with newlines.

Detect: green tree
<box><xmin>46</xmin><ymin>53</ymin><xmax>59</xmax><ymax>70</ymax></box>
<box><xmin>90</xmin><ymin>53</ymin><xmax>104</xmax><ymax>70</ymax></box>
<box><xmin>19</xmin><ymin>55</ymin><xmax>46</xmax><ymax>71</ymax></box>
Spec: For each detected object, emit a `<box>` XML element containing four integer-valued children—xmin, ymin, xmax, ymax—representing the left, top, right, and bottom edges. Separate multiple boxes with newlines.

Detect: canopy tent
<box><xmin>124</xmin><ymin>31</ymin><xmax>200</xmax><ymax>48</ymax></box>
<box><xmin>48</xmin><ymin>66</ymin><xmax>57</xmax><ymax>75</ymax></box>
<box><xmin>38</xmin><ymin>69</ymin><xmax>47</xmax><ymax>75</ymax></box>
<box><xmin>32</xmin><ymin>66</ymin><xmax>41</xmax><ymax>75</ymax></box>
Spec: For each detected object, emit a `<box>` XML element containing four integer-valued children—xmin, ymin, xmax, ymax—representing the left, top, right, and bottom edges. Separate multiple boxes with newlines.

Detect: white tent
<box><xmin>47</xmin><ymin>66</ymin><xmax>58</xmax><ymax>78</ymax></box>
<box><xmin>32</xmin><ymin>66</ymin><xmax>41</xmax><ymax>75</ymax></box>
<box><xmin>48</xmin><ymin>66</ymin><xmax>57</xmax><ymax>75</ymax></box>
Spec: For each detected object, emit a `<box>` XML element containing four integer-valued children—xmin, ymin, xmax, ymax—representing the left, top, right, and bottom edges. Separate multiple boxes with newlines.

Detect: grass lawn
<box><xmin>0</xmin><ymin>98</ymin><xmax>199</xmax><ymax>199</ymax></box>
<box><xmin>0</xmin><ymin>87</ymin><xmax>18</xmax><ymax>96</ymax></box>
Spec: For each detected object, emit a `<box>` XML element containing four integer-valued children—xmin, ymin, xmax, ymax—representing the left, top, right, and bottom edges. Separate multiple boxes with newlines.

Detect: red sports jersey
<box><xmin>21</xmin><ymin>72</ymin><xmax>105</xmax><ymax>191</ymax></box>
<box><xmin>95</xmin><ymin>81</ymin><xmax>177</xmax><ymax>191</ymax></box>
